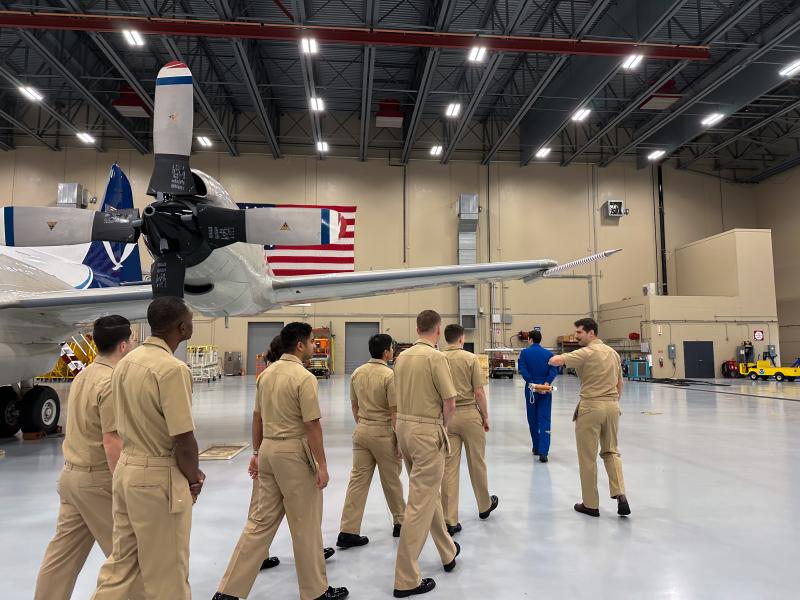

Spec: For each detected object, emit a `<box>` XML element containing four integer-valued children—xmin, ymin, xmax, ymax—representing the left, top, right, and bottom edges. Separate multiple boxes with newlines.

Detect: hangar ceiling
<box><xmin>0</xmin><ymin>0</ymin><xmax>799</xmax><ymax>182</ymax></box>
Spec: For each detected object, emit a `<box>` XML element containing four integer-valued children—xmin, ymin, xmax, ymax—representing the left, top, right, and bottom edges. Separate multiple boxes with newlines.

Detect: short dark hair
<box><xmin>93</xmin><ymin>315</ymin><xmax>132</xmax><ymax>354</ymax></box>
<box><xmin>530</xmin><ymin>330</ymin><xmax>542</xmax><ymax>344</ymax></box>
<box><xmin>281</xmin><ymin>322</ymin><xmax>313</xmax><ymax>353</ymax></box>
<box><xmin>574</xmin><ymin>317</ymin><xmax>598</xmax><ymax>335</ymax></box>
<box><xmin>265</xmin><ymin>335</ymin><xmax>284</xmax><ymax>363</ymax></box>
<box><xmin>147</xmin><ymin>297</ymin><xmax>189</xmax><ymax>333</ymax></box>
<box><xmin>444</xmin><ymin>324</ymin><xmax>464</xmax><ymax>344</ymax></box>
<box><xmin>369</xmin><ymin>333</ymin><xmax>394</xmax><ymax>359</ymax></box>
<box><xmin>416</xmin><ymin>310</ymin><xmax>441</xmax><ymax>334</ymax></box>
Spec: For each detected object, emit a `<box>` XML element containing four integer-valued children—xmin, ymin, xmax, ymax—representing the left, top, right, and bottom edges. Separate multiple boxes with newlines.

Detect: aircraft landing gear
<box><xmin>19</xmin><ymin>386</ymin><xmax>61</xmax><ymax>435</ymax></box>
<box><xmin>0</xmin><ymin>386</ymin><xmax>20</xmax><ymax>437</ymax></box>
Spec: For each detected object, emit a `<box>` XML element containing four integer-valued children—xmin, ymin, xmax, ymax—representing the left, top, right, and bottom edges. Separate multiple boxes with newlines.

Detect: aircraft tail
<box><xmin>82</xmin><ymin>164</ymin><xmax>143</xmax><ymax>287</ymax></box>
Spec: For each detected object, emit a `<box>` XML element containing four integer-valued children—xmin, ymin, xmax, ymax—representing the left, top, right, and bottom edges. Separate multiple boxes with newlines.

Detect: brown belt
<box><xmin>119</xmin><ymin>454</ymin><xmax>176</xmax><ymax>467</ymax></box>
<box><xmin>64</xmin><ymin>461</ymin><xmax>109</xmax><ymax>473</ymax></box>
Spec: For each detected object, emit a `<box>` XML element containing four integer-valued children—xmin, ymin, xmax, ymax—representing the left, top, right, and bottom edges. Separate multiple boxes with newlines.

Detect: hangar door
<box><xmin>345</xmin><ymin>322</ymin><xmax>380</xmax><ymax>373</ymax></box>
<box><xmin>683</xmin><ymin>341</ymin><xmax>715</xmax><ymax>378</ymax></box>
<box><xmin>247</xmin><ymin>322</ymin><xmax>285</xmax><ymax>374</ymax></box>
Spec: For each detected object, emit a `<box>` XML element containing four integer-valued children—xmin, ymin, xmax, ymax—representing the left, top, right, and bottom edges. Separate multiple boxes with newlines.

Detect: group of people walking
<box><xmin>33</xmin><ymin>297</ymin><xmax>630</xmax><ymax>600</ymax></box>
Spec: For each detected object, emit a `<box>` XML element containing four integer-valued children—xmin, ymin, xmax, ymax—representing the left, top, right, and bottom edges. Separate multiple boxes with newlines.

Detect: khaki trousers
<box><xmin>35</xmin><ymin>465</ymin><xmax>144</xmax><ymax>600</ymax></box>
<box><xmin>575</xmin><ymin>399</ymin><xmax>626</xmax><ymax>509</ymax></box>
<box><xmin>340</xmin><ymin>420</ymin><xmax>405</xmax><ymax>534</ymax></box>
<box><xmin>441</xmin><ymin>406</ymin><xmax>491</xmax><ymax>525</ymax></box>
<box><xmin>92</xmin><ymin>455</ymin><xmax>193</xmax><ymax>600</ymax></box>
<box><xmin>394</xmin><ymin>419</ymin><xmax>457</xmax><ymax>591</ymax></box>
<box><xmin>218</xmin><ymin>438</ymin><xmax>327</xmax><ymax>600</ymax></box>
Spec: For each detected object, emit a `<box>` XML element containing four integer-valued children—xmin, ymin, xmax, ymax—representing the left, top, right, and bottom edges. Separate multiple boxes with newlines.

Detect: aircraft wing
<box><xmin>0</xmin><ymin>286</ymin><xmax>153</xmax><ymax>341</ymax></box>
<box><xmin>270</xmin><ymin>250</ymin><xmax>620</xmax><ymax>305</ymax></box>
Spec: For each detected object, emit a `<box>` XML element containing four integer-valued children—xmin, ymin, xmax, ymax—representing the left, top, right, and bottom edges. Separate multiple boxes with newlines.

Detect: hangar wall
<box><xmin>752</xmin><ymin>165</ymin><xmax>800</xmax><ymax>362</ymax></box>
<box><xmin>0</xmin><ymin>148</ymin><xmax>758</xmax><ymax>373</ymax></box>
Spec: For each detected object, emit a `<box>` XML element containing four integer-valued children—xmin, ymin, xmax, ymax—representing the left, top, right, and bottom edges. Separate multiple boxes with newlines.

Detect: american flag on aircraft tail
<box><xmin>238</xmin><ymin>203</ymin><xmax>356</xmax><ymax>276</ymax></box>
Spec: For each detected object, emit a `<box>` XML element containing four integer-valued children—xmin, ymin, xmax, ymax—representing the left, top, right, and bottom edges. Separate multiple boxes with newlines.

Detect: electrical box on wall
<box><xmin>667</xmin><ymin>344</ymin><xmax>676</xmax><ymax>360</ymax></box>
<box><xmin>605</xmin><ymin>200</ymin><xmax>629</xmax><ymax>217</ymax></box>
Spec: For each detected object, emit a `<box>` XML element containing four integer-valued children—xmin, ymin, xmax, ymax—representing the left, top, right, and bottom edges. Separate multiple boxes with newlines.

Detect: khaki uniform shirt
<box><xmin>443</xmin><ymin>345</ymin><xmax>488</xmax><ymax>407</ymax></box>
<box><xmin>563</xmin><ymin>339</ymin><xmax>621</xmax><ymax>401</ymax></box>
<box><xmin>350</xmin><ymin>359</ymin><xmax>396</xmax><ymax>423</ymax></box>
<box><xmin>62</xmin><ymin>358</ymin><xmax>116</xmax><ymax>467</ymax></box>
<box><xmin>113</xmin><ymin>336</ymin><xmax>194</xmax><ymax>457</ymax></box>
<box><xmin>256</xmin><ymin>354</ymin><xmax>321</xmax><ymax>439</ymax></box>
<box><xmin>393</xmin><ymin>339</ymin><xmax>457</xmax><ymax>419</ymax></box>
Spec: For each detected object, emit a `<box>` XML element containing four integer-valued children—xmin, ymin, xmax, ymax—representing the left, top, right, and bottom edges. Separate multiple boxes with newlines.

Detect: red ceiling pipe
<box><xmin>0</xmin><ymin>10</ymin><xmax>710</xmax><ymax>61</ymax></box>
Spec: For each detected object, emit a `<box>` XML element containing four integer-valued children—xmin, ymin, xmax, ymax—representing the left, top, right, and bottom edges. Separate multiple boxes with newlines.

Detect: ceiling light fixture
<box><xmin>621</xmin><ymin>54</ymin><xmax>643</xmax><ymax>70</ymax></box>
<box><xmin>122</xmin><ymin>30</ymin><xmax>145</xmax><ymax>47</ymax></box>
<box><xmin>779</xmin><ymin>59</ymin><xmax>800</xmax><ymax>77</ymax></box>
<box><xmin>301</xmin><ymin>38</ymin><xmax>319</xmax><ymax>54</ymax></box>
<box><xmin>430</xmin><ymin>145</ymin><xmax>443</xmax><ymax>156</ymax></box>
<box><xmin>18</xmin><ymin>86</ymin><xmax>43</xmax><ymax>102</ymax></box>
<box><xmin>310</xmin><ymin>97</ymin><xmax>325</xmax><ymax>111</ymax></box>
<box><xmin>571</xmin><ymin>108</ymin><xmax>591</xmax><ymax>122</ymax></box>
<box><xmin>76</xmin><ymin>132</ymin><xmax>95</xmax><ymax>144</ymax></box>
<box><xmin>648</xmin><ymin>150</ymin><xmax>666</xmax><ymax>161</ymax></box>
<box><xmin>701</xmin><ymin>113</ymin><xmax>725</xmax><ymax>126</ymax></box>
<box><xmin>468</xmin><ymin>46</ymin><xmax>487</xmax><ymax>63</ymax></box>
<box><xmin>197</xmin><ymin>136</ymin><xmax>212</xmax><ymax>147</ymax></box>
<box><xmin>317</xmin><ymin>141</ymin><xmax>329</xmax><ymax>152</ymax></box>
<box><xmin>535</xmin><ymin>147</ymin><xmax>552</xmax><ymax>158</ymax></box>
<box><xmin>445</xmin><ymin>103</ymin><xmax>462</xmax><ymax>118</ymax></box>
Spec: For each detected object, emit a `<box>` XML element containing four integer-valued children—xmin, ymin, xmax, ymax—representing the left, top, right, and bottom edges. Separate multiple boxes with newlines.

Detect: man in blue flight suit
<box><xmin>518</xmin><ymin>330</ymin><xmax>558</xmax><ymax>462</ymax></box>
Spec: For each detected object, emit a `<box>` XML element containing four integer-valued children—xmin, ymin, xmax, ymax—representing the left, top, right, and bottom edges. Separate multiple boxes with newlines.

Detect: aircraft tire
<box><xmin>20</xmin><ymin>386</ymin><xmax>61</xmax><ymax>435</ymax></box>
<box><xmin>0</xmin><ymin>386</ymin><xmax>20</xmax><ymax>438</ymax></box>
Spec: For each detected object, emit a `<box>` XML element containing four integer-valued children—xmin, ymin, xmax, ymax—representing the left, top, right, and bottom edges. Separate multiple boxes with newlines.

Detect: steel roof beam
<box><xmin>357</xmin><ymin>0</ymin><xmax>377</xmax><ymax>161</ymax></box>
<box><xmin>744</xmin><ymin>151</ymin><xmax>800</xmax><ymax>183</ymax></box>
<box><xmin>0</xmin><ymin>106</ymin><xmax>58</xmax><ymax>151</ymax></box>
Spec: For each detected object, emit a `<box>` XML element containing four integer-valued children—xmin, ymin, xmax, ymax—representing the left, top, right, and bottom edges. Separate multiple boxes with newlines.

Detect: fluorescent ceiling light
<box><xmin>430</xmin><ymin>145</ymin><xmax>443</xmax><ymax>156</ymax></box>
<box><xmin>301</xmin><ymin>38</ymin><xmax>318</xmax><ymax>54</ymax></box>
<box><xmin>316</xmin><ymin>141</ymin><xmax>329</xmax><ymax>152</ymax></box>
<box><xmin>779</xmin><ymin>59</ymin><xmax>800</xmax><ymax>77</ymax></box>
<box><xmin>648</xmin><ymin>150</ymin><xmax>666</xmax><ymax>161</ymax></box>
<box><xmin>468</xmin><ymin>46</ymin><xmax>486</xmax><ymax>63</ymax></box>
<box><xmin>535</xmin><ymin>147</ymin><xmax>552</xmax><ymax>158</ymax></box>
<box><xmin>122</xmin><ymin>30</ymin><xmax>145</xmax><ymax>47</ymax></box>
<box><xmin>76</xmin><ymin>132</ymin><xmax>95</xmax><ymax>144</ymax></box>
<box><xmin>701</xmin><ymin>113</ymin><xmax>725</xmax><ymax>126</ymax></box>
<box><xmin>310</xmin><ymin>97</ymin><xmax>325</xmax><ymax>111</ymax></box>
<box><xmin>445</xmin><ymin>103</ymin><xmax>462</xmax><ymax>118</ymax></box>
<box><xmin>571</xmin><ymin>108</ymin><xmax>591</xmax><ymax>122</ymax></box>
<box><xmin>18</xmin><ymin>86</ymin><xmax>43</xmax><ymax>102</ymax></box>
<box><xmin>196</xmin><ymin>136</ymin><xmax>212</xmax><ymax>147</ymax></box>
<box><xmin>621</xmin><ymin>54</ymin><xmax>643</xmax><ymax>70</ymax></box>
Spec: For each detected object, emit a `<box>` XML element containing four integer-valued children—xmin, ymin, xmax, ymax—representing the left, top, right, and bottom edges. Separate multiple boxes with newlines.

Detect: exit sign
<box><xmin>754</xmin><ymin>330</ymin><xmax>764</xmax><ymax>341</ymax></box>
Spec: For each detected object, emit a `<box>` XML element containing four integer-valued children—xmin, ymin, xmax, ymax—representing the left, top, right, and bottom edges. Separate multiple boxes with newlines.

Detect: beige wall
<box><xmin>0</xmin><ymin>148</ymin><xmax>758</xmax><ymax>372</ymax></box>
<box><xmin>754</xmin><ymin>166</ymin><xmax>800</xmax><ymax>361</ymax></box>
<box><xmin>674</xmin><ymin>230</ymin><xmax>739</xmax><ymax>297</ymax></box>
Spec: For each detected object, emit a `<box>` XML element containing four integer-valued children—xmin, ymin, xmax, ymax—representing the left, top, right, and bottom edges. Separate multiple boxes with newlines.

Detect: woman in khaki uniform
<box><xmin>549</xmin><ymin>318</ymin><xmax>631</xmax><ymax>518</ymax></box>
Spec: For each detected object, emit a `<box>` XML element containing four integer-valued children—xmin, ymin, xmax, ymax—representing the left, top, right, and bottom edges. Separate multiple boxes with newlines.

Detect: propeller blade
<box><xmin>196</xmin><ymin>206</ymin><xmax>345</xmax><ymax>248</ymax></box>
<box><xmin>150</xmin><ymin>253</ymin><xmax>186</xmax><ymax>298</ymax></box>
<box><xmin>147</xmin><ymin>62</ymin><xmax>196</xmax><ymax>197</ymax></box>
<box><xmin>0</xmin><ymin>206</ymin><xmax>139</xmax><ymax>247</ymax></box>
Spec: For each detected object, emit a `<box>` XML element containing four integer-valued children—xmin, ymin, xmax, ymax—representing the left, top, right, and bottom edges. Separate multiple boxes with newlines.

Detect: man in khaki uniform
<box><xmin>337</xmin><ymin>333</ymin><xmax>405</xmax><ymax>548</ymax></box>
<box><xmin>35</xmin><ymin>316</ymin><xmax>144</xmax><ymax>600</ymax></box>
<box><xmin>392</xmin><ymin>310</ymin><xmax>460</xmax><ymax>598</ymax></box>
<box><xmin>214</xmin><ymin>322</ymin><xmax>348</xmax><ymax>600</ymax></box>
<box><xmin>440</xmin><ymin>324</ymin><xmax>498</xmax><ymax>535</ymax></box>
<box><xmin>92</xmin><ymin>297</ymin><xmax>204</xmax><ymax>599</ymax></box>
<box><xmin>549</xmin><ymin>317</ymin><xmax>631</xmax><ymax>517</ymax></box>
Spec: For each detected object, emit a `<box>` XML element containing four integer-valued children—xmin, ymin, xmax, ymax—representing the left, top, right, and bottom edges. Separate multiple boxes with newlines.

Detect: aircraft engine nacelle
<box><xmin>0</xmin><ymin>344</ymin><xmax>60</xmax><ymax>385</ymax></box>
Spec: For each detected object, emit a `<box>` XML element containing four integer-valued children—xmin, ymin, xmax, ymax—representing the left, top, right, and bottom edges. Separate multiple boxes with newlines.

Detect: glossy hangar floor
<box><xmin>2</xmin><ymin>375</ymin><xmax>799</xmax><ymax>599</ymax></box>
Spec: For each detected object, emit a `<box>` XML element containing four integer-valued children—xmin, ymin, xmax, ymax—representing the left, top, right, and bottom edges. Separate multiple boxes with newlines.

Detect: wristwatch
<box><xmin>252</xmin><ymin>450</ymin><xmax>259</xmax><ymax>456</ymax></box>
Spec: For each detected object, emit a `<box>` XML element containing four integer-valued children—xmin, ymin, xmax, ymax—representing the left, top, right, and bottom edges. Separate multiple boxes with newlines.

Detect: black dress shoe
<box><xmin>212</xmin><ymin>593</ymin><xmax>238</xmax><ymax>600</ymax></box>
<box><xmin>336</xmin><ymin>532</ymin><xmax>369</xmax><ymax>548</ymax></box>
<box><xmin>393</xmin><ymin>578</ymin><xmax>436</xmax><ymax>597</ymax></box>
<box><xmin>443</xmin><ymin>541</ymin><xmax>460</xmax><ymax>572</ymax></box>
<box><xmin>533</xmin><ymin>449</ymin><xmax>539</xmax><ymax>455</ymax></box>
<box><xmin>446</xmin><ymin>522</ymin><xmax>461</xmax><ymax>536</ymax></box>
<box><xmin>314</xmin><ymin>586</ymin><xmax>349</xmax><ymax>600</ymax></box>
<box><xmin>393</xmin><ymin>523</ymin><xmax>402</xmax><ymax>537</ymax></box>
<box><xmin>260</xmin><ymin>556</ymin><xmax>280</xmax><ymax>570</ymax></box>
<box><xmin>479</xmin><ymin>495</ymin><xmax>499</xmax><ymax>519</ymax></box>
<box><xmin>574</xmin><ymin>502</ymin><xmax>600</xmax><ymax>517</ymax></box>
<box><xmin>324</xmin><ymin>547</ymin><xmax>335</xmax><ymax>560</ymax></box>
<box><xmin>539</xmin><ymin>455</ymin><xmax>549</xmax><ymax>463</ymax></box>
<box><xmin>617</xmin><ymin>496</ymin><xmax>631</xmax><ymax>516</ymax></box>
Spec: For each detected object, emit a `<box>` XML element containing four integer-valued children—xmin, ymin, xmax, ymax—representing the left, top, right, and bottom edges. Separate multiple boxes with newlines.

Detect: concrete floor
<box><xmin>2</xmin><ymin>374</ymin><xmax>800</xmax><ymax>599</ymax></box>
